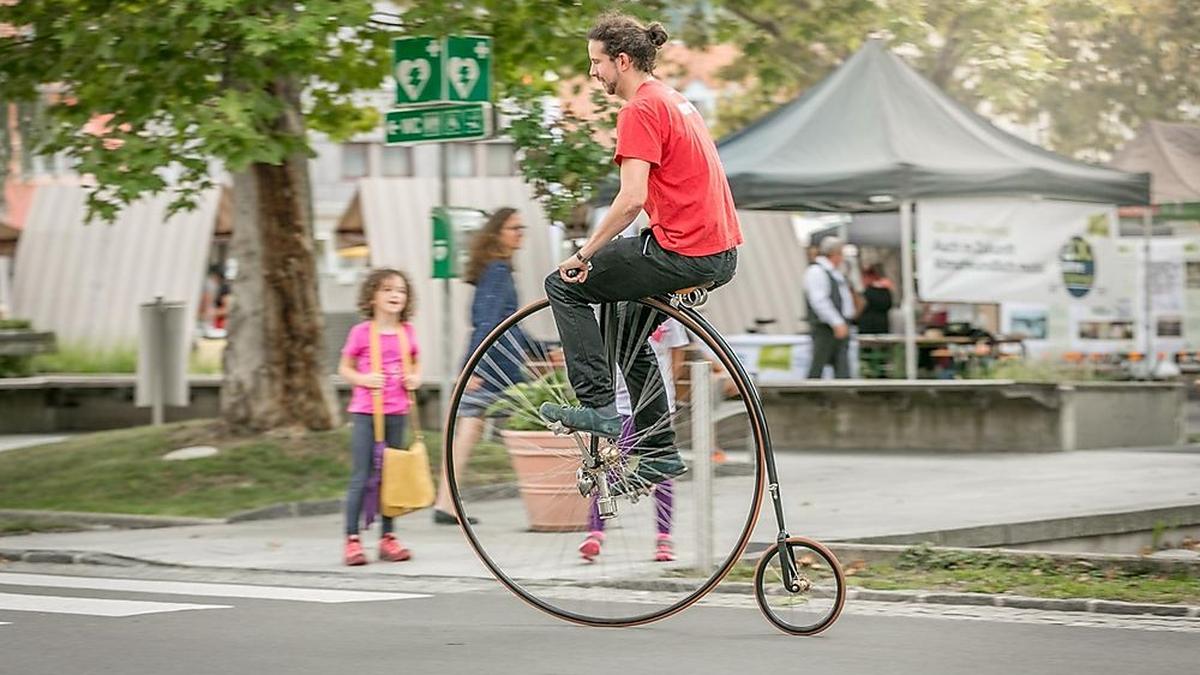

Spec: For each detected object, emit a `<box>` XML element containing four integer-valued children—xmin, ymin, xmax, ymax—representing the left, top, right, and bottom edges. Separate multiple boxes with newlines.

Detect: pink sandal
<box><xmin>579</xmin><ymin>531</ymin><xmax>604</xmax><ymax>562</ymax></box>
<box><xmin>654</xmin><ymin>534</ymin><xmax>676</xmax><ymax>562</ymax></box>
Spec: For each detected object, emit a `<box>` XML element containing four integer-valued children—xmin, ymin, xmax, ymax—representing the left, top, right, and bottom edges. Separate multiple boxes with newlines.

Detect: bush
<box><xmin>0</xmin><ymin>319</ymin><xmax>40</xmax><ymax>376</ymax></box>
<box><xmin>968</xmin><ymin>359</ymin><xmax>1119</xmax><ymax>382</ymax></box>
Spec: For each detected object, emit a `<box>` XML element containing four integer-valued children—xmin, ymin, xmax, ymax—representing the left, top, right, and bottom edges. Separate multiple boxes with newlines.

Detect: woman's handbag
<box><xmin>371</xmin><ymin>321</ymin><xmax>435</xmax><ymax>518</ymax></box>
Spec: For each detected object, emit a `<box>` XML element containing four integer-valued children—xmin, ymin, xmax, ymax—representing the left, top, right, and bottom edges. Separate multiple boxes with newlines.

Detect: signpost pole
<box><xmin>391</xmin><ymin>33</ymin><xmax>494</xmax><ymax>426</ymax></box>
<box><xmin>440</xmin><ymin>145</ymin><xmax>452</xmax><ymax>430</ymax></box>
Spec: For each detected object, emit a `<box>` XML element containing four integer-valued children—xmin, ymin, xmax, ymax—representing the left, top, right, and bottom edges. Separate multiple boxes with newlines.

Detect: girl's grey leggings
<box><xmin>345</xmin><ymin>412</ymin><xmax>408</xmax><ymax>536</ymax></box>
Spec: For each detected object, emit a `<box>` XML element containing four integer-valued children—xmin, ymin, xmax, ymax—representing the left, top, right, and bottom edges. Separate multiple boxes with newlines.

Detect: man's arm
<box><xmin>557</xmin><ymin>159</ymin><xmax>650</xmax><ymax>282</ymax></box>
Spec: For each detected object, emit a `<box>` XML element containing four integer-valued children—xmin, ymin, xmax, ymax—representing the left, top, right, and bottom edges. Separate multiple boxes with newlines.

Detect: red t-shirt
<box><xmin>614</xmin><ymin>79</ymin><xmax>743</xmax><ymax>257</ymax></box>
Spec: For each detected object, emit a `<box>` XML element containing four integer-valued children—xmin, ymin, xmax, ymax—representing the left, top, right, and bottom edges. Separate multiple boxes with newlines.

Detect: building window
<box><xmin>485</xmin><ymin>143</ymin><xmax>516</xmax><ymax>177</ymax></box>
<box><xmin>381</xmin><ymin>145</ymin><xmax>413</xmax><ymax>177</ymax></box>
<box><xmin>447</xmin><ymin>143</ymin><xmax>476</xmax><ymax>177</ymax></box>
<box><xmin>341</xmin><ymin>143</ymin><xmax>369</xmax><ymax>179</ymax></box>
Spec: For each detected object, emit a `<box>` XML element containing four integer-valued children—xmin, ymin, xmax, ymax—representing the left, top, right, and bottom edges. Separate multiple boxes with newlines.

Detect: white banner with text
<box><xmin>917</xmin><ymin>198</ymin><xmax>1117</xmax><ymax>304</ymax></box>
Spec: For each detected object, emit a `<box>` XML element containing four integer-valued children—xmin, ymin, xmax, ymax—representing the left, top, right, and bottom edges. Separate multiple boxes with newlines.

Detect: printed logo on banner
<box><xmin>1060</xmin><ymin>236</ymin><xmax>1095</xmax><ymax>298</ymax></box>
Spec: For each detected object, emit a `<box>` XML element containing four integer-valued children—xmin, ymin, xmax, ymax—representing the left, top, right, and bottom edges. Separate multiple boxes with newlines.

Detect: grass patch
<box><xmin>720</xmin><ymin>544</ymin><xmax>1200</xmax><ymax>605</ymax></box>
<box><xmin>0</xmin><ymin>518</ymin><xmax>85</xmax><ymax>536</ymax></box>
<box><xmin>25</xmin><ymin>342</ymin><xmax>224</xmax><ymax>375</ymax></box>
<box><xmin>0</xmin><ymin>419</ymin><xmax>512</xmax><ymax>519</ymax></box>
<box><xmin>31</xmin><ymin>343</ymin><xmax>139</xmax><ymax>374</ymax></box>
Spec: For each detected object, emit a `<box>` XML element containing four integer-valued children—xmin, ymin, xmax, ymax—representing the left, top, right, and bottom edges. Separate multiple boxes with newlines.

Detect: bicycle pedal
<box><xmin>597</xmin><ymin>496</ymin><xmax>618</xmax><ymax>520</ymax></box>
<box><xmin>575</xmin><ymin>468</ymin><xmax>597</xmax><ymax>498</ymax></box>
<box><xmin>547</xmin><ymin>421</ymin><xmax>569</xmax><ymax>435</ymax></box>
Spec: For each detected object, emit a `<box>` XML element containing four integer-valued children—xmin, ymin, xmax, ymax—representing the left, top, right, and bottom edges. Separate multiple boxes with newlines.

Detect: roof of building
<box><xmin>1110</xmin><ymin>121</ymin><xmax>1200</xmax><ymax>205</ymax></box>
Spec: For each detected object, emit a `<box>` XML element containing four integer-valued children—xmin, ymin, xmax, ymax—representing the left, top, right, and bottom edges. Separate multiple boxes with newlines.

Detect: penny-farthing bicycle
<box><xmin>443</xmin><ymin>286</ymin><xmax>845</xmax><ymax>635</ymax></box>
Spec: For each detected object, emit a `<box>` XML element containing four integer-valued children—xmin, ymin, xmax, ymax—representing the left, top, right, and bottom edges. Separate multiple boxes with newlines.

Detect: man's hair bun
<box><xmin>646</xmin><ymin>22</ymin><xmax>669</xmax><ymax>47</ymax></box>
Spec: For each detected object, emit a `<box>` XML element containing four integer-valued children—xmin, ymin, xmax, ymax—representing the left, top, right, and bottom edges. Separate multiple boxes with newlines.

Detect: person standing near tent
<box><xmin>858</xmin><ymin>264</ymin><xmax>894</xmax><ymax>334</ymax></box>
<box><xmin>540</xmin><ymin>12</ymin><xmax>742</xmax><ymax>494</ymax></box>
<box><xmin>805</xmin><ymin>237</ymin><xmax>856</xmax><ymax>379</ymax></box>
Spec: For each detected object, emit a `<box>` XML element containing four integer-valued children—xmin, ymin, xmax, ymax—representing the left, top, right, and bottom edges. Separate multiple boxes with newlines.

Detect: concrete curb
<box><xmin>3</xmin><ymin>546</ymin><xmax>1198</xmax><ymax>619</ymax></box>
<box><xmin>0</xmin><ymin>509</ymin><xmax>223</xmax><ymax>530</ymax></box>
<box><xmin>0</xmin><ymin>548</ymin><xmax>179</xmax><ymax>567</ymax></box>
<box><xmin>225</xmin><ymin>500</ymin><xmax>344</xmax><ymax>523</ymax></box>
<box><xmin>600</xmin><ymin>577</ymin><xmax>1200</xmax><ymax>618</ymax></box>
<box><xmin>822</xmin><ymin>542</ymin><xmax>1200</xmax><ymax>576</ymax></box>
<box><xmin>847</xmin><ymin>503</ymin><xmax>1200</xmax><ymax>549</ymax></box>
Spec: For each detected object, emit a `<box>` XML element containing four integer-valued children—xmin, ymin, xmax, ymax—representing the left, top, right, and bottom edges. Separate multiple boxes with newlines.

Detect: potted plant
<box><xmin>487</xmin><ymin>370</ymin><xmax>591</xmax><ymax>532</ymax></box>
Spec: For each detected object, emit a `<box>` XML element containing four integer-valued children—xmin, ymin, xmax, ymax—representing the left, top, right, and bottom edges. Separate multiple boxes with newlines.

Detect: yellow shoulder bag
<box><xmin>371</xmin><ymin>321</ymin><xmax>435</xmax><ymax>517</ymax></box>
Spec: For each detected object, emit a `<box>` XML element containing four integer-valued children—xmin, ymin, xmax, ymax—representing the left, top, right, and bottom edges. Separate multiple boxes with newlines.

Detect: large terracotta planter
<box><xmin>500</xmin><ymin>430</ymin><xmax>590</xmax><ymax>532</ymax></box>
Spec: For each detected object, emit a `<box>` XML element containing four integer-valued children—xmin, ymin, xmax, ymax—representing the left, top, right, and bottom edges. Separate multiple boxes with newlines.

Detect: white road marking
<box><xmin>0</xmin><ymin>592</ymin><xmax>230</xmax><ymax>617</ymax></box>
<box><xmin>0</xmin><ymin>573</ymin><xmax>429</xmax><ymax>603</ymax></box>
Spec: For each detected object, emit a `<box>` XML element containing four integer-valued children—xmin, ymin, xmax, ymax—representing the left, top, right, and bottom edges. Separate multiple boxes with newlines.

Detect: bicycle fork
<box><xmin>554</xmin><ymin>426</ymin><xmax>620</xmax><ymax>520</ymax></box>
<box><xmin>765</xmin><ymin>444</ymin><xmax>803</xmax><ymax>593</ymax></box>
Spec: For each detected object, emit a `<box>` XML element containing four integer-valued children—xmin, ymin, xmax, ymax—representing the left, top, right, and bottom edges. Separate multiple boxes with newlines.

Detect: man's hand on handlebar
<box><xmin>558</xmin><ymin>252</ymin><xmax>592</xmax><ymax>284</ymax></box>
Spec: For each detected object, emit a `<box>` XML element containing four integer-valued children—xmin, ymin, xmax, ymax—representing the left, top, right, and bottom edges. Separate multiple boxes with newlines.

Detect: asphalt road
<box><xmin>1</xmin><ymin>564</ymin><xmax>1197</xmax><ymax>675</ymax></box>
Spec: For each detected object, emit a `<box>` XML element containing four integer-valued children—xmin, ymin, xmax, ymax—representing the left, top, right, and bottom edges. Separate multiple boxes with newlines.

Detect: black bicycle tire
<box><xmin>753</xmin><ymin>536</ymin><xmax>847</xmax><ymax>636</ymax></box>
<box><xmin>444</xmin><ymin>296</ymin><xmax>768</xmax><ymax>627</ymax></box>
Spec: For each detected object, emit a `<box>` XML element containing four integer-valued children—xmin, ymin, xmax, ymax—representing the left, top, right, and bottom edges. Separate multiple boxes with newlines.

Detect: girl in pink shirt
<box><xmin>337</xmin><ymin>268</ymin><xmax>421</xmax><ymax>566</ymax></box>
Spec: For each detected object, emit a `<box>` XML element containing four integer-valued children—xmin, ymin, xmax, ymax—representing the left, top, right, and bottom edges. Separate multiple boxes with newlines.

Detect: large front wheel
<box><xmin>444</xmin><ymin>297</ymin><xmax>767</xmax><ymax>627</ymax></box>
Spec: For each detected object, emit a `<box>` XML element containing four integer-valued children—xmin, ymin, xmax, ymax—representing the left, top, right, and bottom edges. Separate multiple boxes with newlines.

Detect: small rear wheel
<box><xmin>753</xmin><ymin>537</ymin><xmax>846</xmax><ymax>636</ymax></box>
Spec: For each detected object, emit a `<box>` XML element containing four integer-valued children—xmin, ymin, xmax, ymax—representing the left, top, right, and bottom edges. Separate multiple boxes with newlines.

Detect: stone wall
<box><xmin>758</xmin><ymin>380</ymin><xmax>1185</xmax><ymax>452</ymax></box>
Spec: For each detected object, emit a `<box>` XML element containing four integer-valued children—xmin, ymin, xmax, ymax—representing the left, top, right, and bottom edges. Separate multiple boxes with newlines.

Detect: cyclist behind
<box><xmin>541</xmin><ymin>12</ymin><xmax>743</xmax><ymax>493</ymax></box>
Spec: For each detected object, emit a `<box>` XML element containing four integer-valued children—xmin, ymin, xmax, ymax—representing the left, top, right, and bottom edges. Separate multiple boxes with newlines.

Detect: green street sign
<box><xmin>392</xmin><ymin>35</ymin><xmax>492</xmax><ymax>105</ymax></box>
<box><xmin>432</xmin><ymin>208</ymin><xmax>453</xmax><ymax>279</ymax></box>
<box><xmin>393</xmin><ymin>37</ymin><xmax>444</xmax><ymax>105</ymax></box>
<box><xmin>386</xmin><ymin>103</ymin><xmax>492</xmax><ymax>145</ymax></box>
<box><xmin>431</xmin><ymin>207</ymin><xmax>487</xmax><ymax>279</ymax></box>
<box><xmin>443</xmin><ymin>35</ymin><xmax>492</xmax><ymax>103</ymax></box>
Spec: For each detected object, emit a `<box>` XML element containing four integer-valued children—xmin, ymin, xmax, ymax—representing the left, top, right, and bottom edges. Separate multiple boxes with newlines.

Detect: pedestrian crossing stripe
<box><xmin>0</xmin><ymin>592</ymin><xmax>231</xmax><ymax>617</ymax></box>
<box><xmin>0</xmin><ymin>573</ymin><xmax>429</xmax><ymax>603</ymax></box>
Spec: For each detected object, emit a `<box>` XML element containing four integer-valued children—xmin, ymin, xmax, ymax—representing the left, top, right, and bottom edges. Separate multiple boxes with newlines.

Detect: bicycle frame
<box><xmin>599</xmin><ymin>297</ymin><xmax>802</xmax><ymax>593</ymax></box>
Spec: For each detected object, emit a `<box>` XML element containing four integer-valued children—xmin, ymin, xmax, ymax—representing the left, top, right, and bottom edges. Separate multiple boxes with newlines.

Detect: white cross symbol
<box><xmin>426</xmin><ymin>41</ymin><xmax>442</xmax><ymax>57</ymax></box>
<box><xmin>473</xmin><ymin>41</ymin><xmax>490</xmax><ymax>59</ymax></box>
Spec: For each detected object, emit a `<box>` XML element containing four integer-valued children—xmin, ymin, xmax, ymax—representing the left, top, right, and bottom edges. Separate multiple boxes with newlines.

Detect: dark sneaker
<box><xmin>538</xmin><ymin>402</ymin><xmax>622</xmax><ymax>439</ymax></box>
<box><xmin>612</xmin><ymin>449</ymin><xmax>687</xmax><ymax>496</ymax></box>
<box><xmin>432</xmin><ymin>509</ymin><xmax>478</xmax><ymax>526</ymax></box>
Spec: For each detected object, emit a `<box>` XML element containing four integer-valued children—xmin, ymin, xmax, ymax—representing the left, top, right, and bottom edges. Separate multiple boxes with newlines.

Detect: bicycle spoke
<box><xmin>445</xmin><ymin>298</ymin><xmax>765</xmax><ymax>626</ymax></box>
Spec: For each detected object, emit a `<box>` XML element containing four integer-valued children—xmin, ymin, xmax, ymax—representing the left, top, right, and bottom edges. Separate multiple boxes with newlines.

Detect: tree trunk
<box><xmin>221</xmin><ymin>77</ymin><xmax>337</xmax><ymax>431</ymax></box>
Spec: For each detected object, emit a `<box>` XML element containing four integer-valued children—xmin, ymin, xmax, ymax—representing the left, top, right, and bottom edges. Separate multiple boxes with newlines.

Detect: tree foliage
<box><xmin>1037</xmin><ymin>0</ymin><xmax>1200</xmax><ymax>158</ymax></box>
<box><xmin>0</xmin><ymin>0</ymin><xmax>391</xmax><ymax>221</ymax></box>
<box><xmin>690</xmin><ymin>0</ymin><xmax>1198</xmax><ymax>158</ymax></box>
<box><xmin>505</xmin><ymin>86</ymin><xmax>617</xmax><ymax>231</ymax></box>
<box><xmin>387</xmin><ymin>1</ymin><xmax>668</xmax><ymax>98</ymax></box>
<box><xmin>391</xmin><ymin>1</ymin><xmax>666</xmax><ymax>226</ymax></box>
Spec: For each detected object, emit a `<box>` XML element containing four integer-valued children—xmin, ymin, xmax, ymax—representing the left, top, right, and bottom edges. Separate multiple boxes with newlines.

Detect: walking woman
<box><xmin>432</xmin><ymin>207</ymin><xmax>527</xmax><ymax>524</ymax></box>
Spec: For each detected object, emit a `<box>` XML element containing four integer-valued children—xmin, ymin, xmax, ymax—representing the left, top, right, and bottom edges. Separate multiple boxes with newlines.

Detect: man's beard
<box><xmin>602</xmin><ymin>78</ymin><xmax>616</xmax><ymax>95</ymax></box>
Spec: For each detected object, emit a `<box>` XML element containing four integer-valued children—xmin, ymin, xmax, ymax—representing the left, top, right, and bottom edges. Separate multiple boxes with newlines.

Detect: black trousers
<box><xmin>544</xmin><ymin>231</ymin><xmax>737</xmax><ymax>448</ymax></box>
<box><xmin>808</xmin><ymin>323</ymin><xmax>850</xmax><ymax>379</ymax></box>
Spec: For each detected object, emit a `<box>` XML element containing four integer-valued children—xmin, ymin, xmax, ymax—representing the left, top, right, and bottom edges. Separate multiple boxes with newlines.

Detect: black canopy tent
<box><xmin>718</xmin><ymin>39</ymin><xmax>1149</xmax><ymax>212</ymax></box>
<box><xmin>710</xmin><ymin>39</ymin><xmax>1151</xmax><ymax>377</ymax></box>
